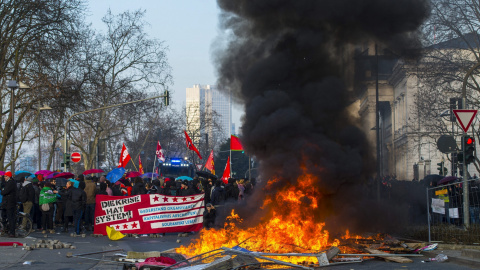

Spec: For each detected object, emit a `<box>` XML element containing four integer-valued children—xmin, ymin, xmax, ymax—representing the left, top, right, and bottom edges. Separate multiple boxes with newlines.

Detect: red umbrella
<box><xmin>83</xmin><ymin>169</ymin><xmax>104</xmax><ymax>175</ymax></box>
<box><xmin>125</xmin><ymin>171</ymin><xmax>141</xmax><ymax>178</ymax></box>
<box><xmin>54</xmin><ymin>172</ymin><xmax>75</xmax><ymax>179</ymax></box>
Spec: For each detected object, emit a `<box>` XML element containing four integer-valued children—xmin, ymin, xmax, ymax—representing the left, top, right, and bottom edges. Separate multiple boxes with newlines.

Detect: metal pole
<box><xmin>426</xmin><ymin>187</ymin><xmax>431</xmax><ymax>243</ymax></box>
<box><xmin>461</xmin><ymin>64</ymin><xmax>476</xmax><ymax>227</ymax></box>
<box><xmin>38</xmin><ymin>108</ymin><xmax>41</xmax><ymax>171</ymax></box>
<box><xmin>11</xmin><ymin>86</ymin><xmax>15</xmax><ymax>172</ymax></box>
<box><xmin>375</xmin><ymin>43</ymin><xmax>380</xmax><ymax>201</ymax></box>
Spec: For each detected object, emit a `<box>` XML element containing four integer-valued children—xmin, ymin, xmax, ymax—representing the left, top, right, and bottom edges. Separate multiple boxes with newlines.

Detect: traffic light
<box><xmin>62</xmin><ymin>153</ymin><xmax>71</xmax><ymax>168</ymax></box>
<box><xmin>463</xmin><ymin>135</ymin><xmax>476</xmax><ymax>165</ymax></box>
<box><xmin>163</xmin><ymin>90</ymin><xmax>170</xmax><ymax>106</ymax></box>
<box><xmin>437</xmin><ymin>161</ymin><xmax>444</xmax><ymax>176</ymax></box>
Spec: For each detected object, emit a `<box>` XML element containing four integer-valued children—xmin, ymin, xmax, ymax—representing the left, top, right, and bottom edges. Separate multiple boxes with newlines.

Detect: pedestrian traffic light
<box><xmin>437</xmin><ymin>161</ymin><xmax>444</xmax><ymax>175</ymax></box>
<box><xmin>163</xmin><ymin>90</ymin><xmax>170</xmax><ymax>106</ymax></box>
<box><xmin>463</xmin><ymin>135</ymin><xmax>476</xmax><ymax>165</ymax></box>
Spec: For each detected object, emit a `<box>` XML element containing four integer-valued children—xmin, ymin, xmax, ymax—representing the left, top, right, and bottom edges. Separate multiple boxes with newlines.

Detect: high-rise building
<box><xmin>186</xmin><ymin>84</ymin><xmax>231</xmax><ymax>146</ymax></box>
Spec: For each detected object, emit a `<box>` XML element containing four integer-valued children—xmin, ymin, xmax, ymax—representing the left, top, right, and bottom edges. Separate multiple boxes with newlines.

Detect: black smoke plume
<box><xmin>214</xmin><ymin>0</ymin><xmax>430</xmax><ymax>234</ymax></box>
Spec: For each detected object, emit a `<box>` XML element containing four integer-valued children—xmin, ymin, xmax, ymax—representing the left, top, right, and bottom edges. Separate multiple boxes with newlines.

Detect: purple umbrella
<box><xmin>45</xmin><ymin>172</ymin><xmax>61</xmax><ymax>179</ymax></box>
<box><xmin>140</xmin><ymin>172</ymin><xmax>158</xmax><ymax>178</ymax></box>
<box><xmin>35</xmin><ymin>170</ymin><xmax>52</xmax><ymax>175</ymax></box>
<box><xmin>0</xmin><ymin>171</ymin><xmax>4</xmax><ymax>176</ymax></box>
<box><xmin>438</xmin><ymin>176</ymin><xmax>458</xmax><ymax>185</ymax></box>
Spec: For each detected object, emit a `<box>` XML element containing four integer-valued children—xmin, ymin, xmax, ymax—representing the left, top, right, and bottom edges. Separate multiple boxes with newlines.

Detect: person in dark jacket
<box><xmin>210</xmin><ymin>181</ymin><xmax>225</xmax><ymax>206</ymax></box>
<box><xmin>59</xmin><ymin>181</ymin><xmax>74</xmax><ymax>233</ymax></box>
<box><xmin>132</xmin><ymin>177</ymin><xmax>147</xmax><ymax>195</ymax></box>
<box><xmin>1</xmin><ymin>172</ymin><xmax>17</xmax><ymax>237</ymax></box>
<box><xmin>178</xmin><ymin>180</ymin><xmax>195</xmax><ymax>196</ymax></box>
<box><xmin>61</xmin><ymin>181</ymin><xmax>86</xmax><ymax>235</ymax></box>
<box><xmin>203</xmin><ymin>203</ymin><xmax>216</xmax><ymax>229</ymax></box>
<box><xmin>97</xmin><ymin>182</ymin><xmax>108</xmax><ymax>196</ymax></box>
<box><xmin>21</xmin><ymin>176</ymin><xmax>35</xmax><ymax>228</ymax></box>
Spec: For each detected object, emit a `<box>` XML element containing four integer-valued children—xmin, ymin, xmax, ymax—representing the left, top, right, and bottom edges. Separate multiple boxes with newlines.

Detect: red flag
<box><xmin>231</xmin><ymin>135</ymin><xmax>244</xmax><ymax>151</ymax></box>
<box><xmin>118</xmin><ymin>143</ymin><xmax>131</xmax><ymax>168</ymax></box>
<box><xmin>184</xmin><ymin>130</ymin><xmax>202</xmax><ymax>159</ymax></box>
<box><xmin>221</xmin><ymin>156</ymin><xmax>230</xmax><ymax>184</ymax></box>
<box><xmin>156</xmin><ymin>141</ymin><xmax>165</xmax><ymax>162</ymax></box>
<box><xmin>204</xmin><ymin>150</ymin><xmax>215</xmax><ymax>174</ymax></box>
<box><xmin>138</xmin><ymin>156</ymin><xmax>144</xmax><ymax>175</ymax></box>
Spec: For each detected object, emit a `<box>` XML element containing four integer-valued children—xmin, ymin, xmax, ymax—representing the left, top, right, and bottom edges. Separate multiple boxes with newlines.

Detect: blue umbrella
<box><xmin>69</xmin><ymin>179</ymin><xmax>80</xmax><ymax>188</ymax></box>
<box><xmin>176</xmin><ymin>176</ymin><xmax>193</xmax><ymax>181</ymax></box>
<box><xmin>107</xmin><ymin>167</ymin><xmax>126</xmax><ymax>183</ymax></box>
<box><xmin>141</xmin><ymin>172</ymin><xmax>158</xmax><ymax>178</ymax></box>
<box><xmin>15</xmin><ymin>170</ymin><xmax>31</xmax><ymax>175</ymax></box>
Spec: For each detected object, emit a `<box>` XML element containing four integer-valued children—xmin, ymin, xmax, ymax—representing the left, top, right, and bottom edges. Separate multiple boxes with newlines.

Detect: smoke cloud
<box><xmin>214</xmin><ymin>0</ymin><xmax>430</xmax><ymax>233</ymax></box>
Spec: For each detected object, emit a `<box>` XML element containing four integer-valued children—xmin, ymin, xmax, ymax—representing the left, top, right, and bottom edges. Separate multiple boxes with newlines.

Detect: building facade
<box><xmin>186</xmin><ymin>84</ymin><xmax>231</xmax><ymax>147</ymax></box>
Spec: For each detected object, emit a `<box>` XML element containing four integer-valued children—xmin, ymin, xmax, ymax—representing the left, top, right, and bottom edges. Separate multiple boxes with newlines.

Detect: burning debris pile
<box><xmin>173</xmin><ymin>0</ymin><xmax>430</xmax><ymax>268</ymax></box>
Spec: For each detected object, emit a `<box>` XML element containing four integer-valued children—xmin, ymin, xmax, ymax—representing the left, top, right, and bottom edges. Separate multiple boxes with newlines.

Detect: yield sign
<box><xmin>196</xmin><ymin>164</ymin><xmax>203</xmax><ymax>170</ymax></box>
<box><xmin>453</xmin><ymin>109</ymin><xmax>478</xmax><ymax>132</ymax></box>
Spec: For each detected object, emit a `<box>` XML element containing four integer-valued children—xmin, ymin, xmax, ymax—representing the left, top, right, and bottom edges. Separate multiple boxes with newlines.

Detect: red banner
<box><xmin>93</xmin><ymin>194</ymin><xmax>205</xmax><ymax>235</ymax></box>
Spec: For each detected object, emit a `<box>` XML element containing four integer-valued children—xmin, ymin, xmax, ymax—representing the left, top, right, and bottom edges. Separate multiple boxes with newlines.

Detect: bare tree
<box><xmin>66</xmin><ymin>9</ymin><xmax>172</xmax><ymax>170</ymax></box>
<box><xmin>0</xmin><ymin>0</ymin><xmax>85</xmax><ymax>170</ymax></box>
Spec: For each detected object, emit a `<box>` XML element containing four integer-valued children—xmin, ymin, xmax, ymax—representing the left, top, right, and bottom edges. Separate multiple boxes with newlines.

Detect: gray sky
<box><xmin>87</xmin><ymin>0</ymin><xmax>243</xmax><ymax>131</ymax></box>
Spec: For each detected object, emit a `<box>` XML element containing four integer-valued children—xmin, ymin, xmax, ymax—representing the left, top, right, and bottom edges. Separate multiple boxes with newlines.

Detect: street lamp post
<box><xmin>63</xmin><ymin>91</ymin><xmax>170</xmax><ymax>171</ymax></box>
<box><xmin>37</xmin><ymin>105</ymin><xmax>52</xmax><ymax>171</ymax></box>
<box><xmin>7</xmin><ymin>80</ymin><xmax>29</xmax><ymax>172</ymax></box>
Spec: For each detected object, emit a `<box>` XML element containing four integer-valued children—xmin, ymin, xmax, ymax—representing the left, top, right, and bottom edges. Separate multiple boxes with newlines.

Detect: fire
<box><xmin>176</xmin><ymin>173</ymin><xmax>350</xmax><ymax>265</ymax></box>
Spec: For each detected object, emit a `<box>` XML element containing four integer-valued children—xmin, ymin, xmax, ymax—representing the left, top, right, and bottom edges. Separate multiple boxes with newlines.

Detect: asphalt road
<box><xmin>0</xmin><ymin>231</ymin><xmax>476</xmax><ymax>270</ymax></box>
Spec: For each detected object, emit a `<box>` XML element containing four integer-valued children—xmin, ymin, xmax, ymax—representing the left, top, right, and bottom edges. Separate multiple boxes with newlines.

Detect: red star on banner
<box><xmin>190</xmin><ymin>196</ymin><xmax>195</xmax><ymax>201</ymax></box>
<box><xmin>172</xmin><ymin>197</ymin><xmax>178</xmax><ymax>202</ymax></box>
<box><xmin>182</xmin><ymin>197</ymin><xmax>188</xmax><ymax>202</ymax></box>
<box><xmin>153</xmin><ymin>196</ymin><xmax>159</xmax><ymax>202</ymax></box>
<box><xmin>115</xmin><ymin>225</ymin><xmax>120</xmax><ymax>230</ymax></box>
<box><xmin>132</xmin><ymin>222</ymin><xmax>138</xmax><ymax>229</ymax></box>
<box><xmin>123</xmin><ymin>224</ymin><xmax>129</xmax><ymax>229</ymax></box>
<box><xmin>163</xmin><ymin>197</ymin><xmax>169</xmax><ymax>202</ymax></box>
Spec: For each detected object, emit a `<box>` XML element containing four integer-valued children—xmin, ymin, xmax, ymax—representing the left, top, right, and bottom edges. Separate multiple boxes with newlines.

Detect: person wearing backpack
<box><xmin>19</xmin><ymin>176</ymin><xmax>35</xmax><ymax>229</ymax></box>
<box><xmin>39</xmin><ymin>182</ymin><xmax>58</xmax><ymax>234</ymax></box>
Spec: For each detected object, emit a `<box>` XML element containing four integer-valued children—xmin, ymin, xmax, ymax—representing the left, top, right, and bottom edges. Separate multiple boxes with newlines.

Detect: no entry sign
<box><xmin>71</xmin><ymin>152</ymin><xmax>81</xmax><ymax>163</ymax></box>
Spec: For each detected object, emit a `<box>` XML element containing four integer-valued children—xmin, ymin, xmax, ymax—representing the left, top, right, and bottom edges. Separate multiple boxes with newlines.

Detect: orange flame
<box><xmin>176</xmin><ymin>173</ymin><xmax>352</xmax><ymax>265</ymax></box>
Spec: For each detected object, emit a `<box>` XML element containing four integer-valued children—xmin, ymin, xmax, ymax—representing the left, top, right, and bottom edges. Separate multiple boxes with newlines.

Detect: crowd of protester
<box><xmin>0</xmin><ymin>171</ymin><xmax>256</xmax><ymax>237</ymax></box>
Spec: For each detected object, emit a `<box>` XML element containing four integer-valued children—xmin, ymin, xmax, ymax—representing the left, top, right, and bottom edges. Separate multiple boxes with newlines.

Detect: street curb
<box><xmin>423</xmin><ymin>250</ymin><xmax>480</xmax><ymax>268</ymax></box>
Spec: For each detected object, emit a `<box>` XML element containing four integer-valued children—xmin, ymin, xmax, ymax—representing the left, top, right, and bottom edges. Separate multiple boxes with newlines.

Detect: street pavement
<box><xmin>0</xmin><ymin>230</ymin><xmax>479</xmax><ymax>269</ymax></box>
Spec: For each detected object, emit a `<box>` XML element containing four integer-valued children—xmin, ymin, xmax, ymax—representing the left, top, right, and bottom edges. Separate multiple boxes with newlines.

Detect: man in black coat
<box><xmin>1</xmin><ymin>172</ymin><xmax>17</xmax><ymax>237</ymax></box>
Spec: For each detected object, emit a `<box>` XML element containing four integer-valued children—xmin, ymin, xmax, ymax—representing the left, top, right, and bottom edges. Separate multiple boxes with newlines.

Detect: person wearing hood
<box><xmin>39</xmin><ymin>182</ymin><xmax>58</xmax><ymax>234</ymax></box>
<box><xmin>20</xmin><ymin>176</ymin><xmax>35</xmax><ymax>229</ymax></box>
<box><xmin>1</xmin><ymin>172</ymin><xmax>17</xmax><ymax>237</ymax></box>
<box><xmin>132</xmin><ymin>177</ymin><xmax>147</xmax><ymax>195</ymax></box>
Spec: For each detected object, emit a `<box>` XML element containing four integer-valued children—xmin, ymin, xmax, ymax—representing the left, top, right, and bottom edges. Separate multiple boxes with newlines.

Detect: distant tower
<box><xmin>186</xmin><ymin>85</ymin><xmax>231</xmax><ymax>146</ymax></box>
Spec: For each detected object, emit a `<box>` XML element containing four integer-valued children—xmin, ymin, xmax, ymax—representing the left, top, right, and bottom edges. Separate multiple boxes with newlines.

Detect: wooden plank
<box><xmin>365</xmin><ymin>248</ymin><xmax>413</xmax><ymax>263</ymax></box>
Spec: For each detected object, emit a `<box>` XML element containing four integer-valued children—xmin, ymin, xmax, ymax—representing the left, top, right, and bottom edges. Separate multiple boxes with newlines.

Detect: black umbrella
<box><xmin>54</xmin><ymin>178</ymin><xmax>69</xmax><ymax>187</ymax></box>
<box><xmin>14</xmin><ymin>172</ymin><xmax>34</xmax><ymax>182</ymax></box>
<box><xmin>422</xmin><ymin>174</ymin><xmax>444</xmax><ymax>187</ymax></box>
<box><xmin>196</xmin><ymin>171</ymin><xmax>217</xmax><ymax>180</ymax></box>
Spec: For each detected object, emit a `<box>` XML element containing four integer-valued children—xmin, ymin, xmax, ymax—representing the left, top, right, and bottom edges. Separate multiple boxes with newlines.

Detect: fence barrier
<box><xmin>427</xmin><ymin>178</ymin><xmax>480</xmax><ymax>244</ymax></box>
